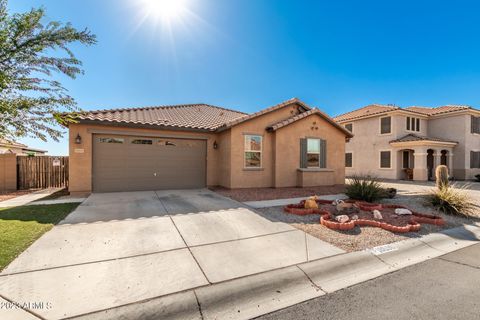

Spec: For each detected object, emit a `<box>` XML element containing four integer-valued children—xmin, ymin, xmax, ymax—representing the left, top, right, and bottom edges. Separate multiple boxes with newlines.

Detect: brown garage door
<box><xmin>93</xmin><ymin>135</ymin><xmax>206</xmax><ymax>192</ymax></box>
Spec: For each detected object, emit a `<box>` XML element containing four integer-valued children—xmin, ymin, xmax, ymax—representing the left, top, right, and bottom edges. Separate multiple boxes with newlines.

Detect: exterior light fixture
<box><xmin>75</xmin><ymin>134</ymin><xmax>82</xmax><ymax>144</ymax></box>
<box><xmin>213</xmin><ymin>141</ymin><xmax>218</xmax><ymax>149</ymax></box>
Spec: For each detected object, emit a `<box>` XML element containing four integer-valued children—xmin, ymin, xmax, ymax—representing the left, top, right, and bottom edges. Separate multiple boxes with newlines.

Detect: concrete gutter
<box><xmin>244</xmin><ymin>194</ymin><xmax>348</xmax><ymax>209</ymax></box>
<box><xmin>68</xmin><ymin>224</ymin><xmax>480</xmax><ymax>320</ymax></box>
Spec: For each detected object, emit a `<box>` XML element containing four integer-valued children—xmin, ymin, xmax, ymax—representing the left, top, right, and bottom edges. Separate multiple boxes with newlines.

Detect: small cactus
<box><xmin>435</xmin><ymin>165</ymin><xmax>449</xmax><ymax>189</ymax></box>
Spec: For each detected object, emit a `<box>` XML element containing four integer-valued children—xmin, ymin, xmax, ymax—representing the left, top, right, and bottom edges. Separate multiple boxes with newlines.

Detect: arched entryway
<box><xmin>441</xmin><ymin>150</ymin><xmax>448</xmax><ymax>166</ymax></box>
<box><xmin>427</xmin><ymin>149</ymin><xmax>434</xmax><ymax>180</ymax></box>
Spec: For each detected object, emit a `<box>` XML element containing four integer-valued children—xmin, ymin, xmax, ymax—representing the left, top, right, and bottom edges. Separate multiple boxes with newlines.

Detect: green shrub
<box><xmin>428</xmin><ymin>185</ymin><xmax>476</xmax><ymax>217</ymax></box>
<box><xmin>346</xmin><ymin>175</ymin><xmax>384</xmax><ymax>203</ymax></box>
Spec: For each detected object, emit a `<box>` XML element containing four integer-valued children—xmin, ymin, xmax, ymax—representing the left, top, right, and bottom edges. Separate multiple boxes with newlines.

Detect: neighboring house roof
<box><xmin>333</xmin><ymin>104</ymin><xmax>401</xmax><ymax>122</ymax></box>
<box><xmin>216</xmin><ymin>98</ymin><xmax>311</xmax><ymax>132</ymax></box>
<box><xmin>405</xmin><ymin>105</ymin><xmax>472</xmax><ymax>116</ymax></box>
<box><xmin>76</xmin><ymin>104</ymin><xmax>247</xmax><ymax>131</ymax></box>
<box><xmin>335</xmin><ymin>104</ymin><xmax>478</xmax><ymax>123</ymax></box>
<box><xmin>390</xmin><ymin>134</ymin><xmax>458</xmax><ymax>144</ymax></box>
<box><xmin>266</xmin><ymin>108</ymin><xmax>354</xmax><ymax>137</ymax></box>
<box><xmin>0</xmin><ymin>139</ymin><xmax>46</xmax><ymax>153</ymax></box>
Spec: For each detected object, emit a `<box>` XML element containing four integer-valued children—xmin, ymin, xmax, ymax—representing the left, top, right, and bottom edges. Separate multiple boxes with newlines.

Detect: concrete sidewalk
<box><xmin>0</xmin><ymin>188</ymin><xmax>63</xmax><ymax>208</ymax></box>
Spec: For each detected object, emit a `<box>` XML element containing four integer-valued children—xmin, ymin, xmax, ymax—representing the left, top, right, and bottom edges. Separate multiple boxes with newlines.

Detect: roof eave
<box><xmin>76</xmin><ymin>119</ymin><xmax>215</xmax><ymax>133</ymax></box>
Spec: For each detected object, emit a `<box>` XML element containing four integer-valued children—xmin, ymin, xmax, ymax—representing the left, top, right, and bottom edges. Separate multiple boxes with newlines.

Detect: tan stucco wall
<box><xmin>274</xmin><ymin>114</ymin><xmax>345</xmax><ymax>187</ymax></box>
<box><xmin>0</xmin><ymin>154</ymin><xmax>17</xmax><ymax>192</ymax></box>
<box><xmin>69</xmin><ymin>103</ymin><xmax>348</xmax><ymax>192</ymax></box>
<box><xmin>68</xmin><ymin>123</ymin><xmax>220</xmax><ymax>193</ymax></box>
<box><xmin>344</xmin><ymin>115</ymin><xmax>401</xmax><ymax>179</ymax></box>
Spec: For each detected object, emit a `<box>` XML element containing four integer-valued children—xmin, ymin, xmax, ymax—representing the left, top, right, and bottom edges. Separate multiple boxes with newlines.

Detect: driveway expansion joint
<box><xmin>295</xmin><ymin>266</ymin><xmax>326</xmax><ymax>294</ymax></box>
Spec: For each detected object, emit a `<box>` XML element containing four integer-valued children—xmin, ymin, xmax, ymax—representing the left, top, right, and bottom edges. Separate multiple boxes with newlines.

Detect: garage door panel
<box><xmin>93</xmin><ymin>135</ymin><xmax>206</xmax><ymax>192</ymax></box>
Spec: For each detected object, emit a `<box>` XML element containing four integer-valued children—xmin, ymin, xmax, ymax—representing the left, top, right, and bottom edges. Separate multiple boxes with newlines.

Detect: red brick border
<box><xmin>283</xmin><ymin>200</ymin><xmax>445</xmax><ymax>233</ymax></box>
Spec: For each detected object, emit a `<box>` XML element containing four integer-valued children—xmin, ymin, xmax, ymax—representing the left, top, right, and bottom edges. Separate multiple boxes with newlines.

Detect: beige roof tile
<box><xmin>390</xmin><ymin>134</ymin><xmax>457</xmax><ymax>144</ymax></box>
<box><xmin>334</xmin><ymin>104</ymin><xmax>400</xmax><ymax>122</ymax></box>
<box><xmin>405</xmin><ymin>105</ymin><xmax>471</xmax><ymax>116</ymax></box>
<box><xmin>77</xmin><ymin>104</ymin><xmax>247</xmax><ymax>131</ymax></box>
<box><xmin>267</xmin><ymin>108</ymin><xmax>353</xmax><ymax>137</ymax></box>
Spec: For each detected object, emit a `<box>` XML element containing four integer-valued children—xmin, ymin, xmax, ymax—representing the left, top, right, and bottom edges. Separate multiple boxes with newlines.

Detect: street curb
<box><xmin>64</xmin><ymin>225</ymin><xmax>480</xmax><ymax>320</ymax></box>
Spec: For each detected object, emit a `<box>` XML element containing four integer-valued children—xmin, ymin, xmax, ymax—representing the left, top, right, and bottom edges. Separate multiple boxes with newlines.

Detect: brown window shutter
<box><xmin>320</xmin><ymin>139</ymin><xmax>327</xmax><ymax>168</ymax></box>
<box><xmin>300</xmin><ymin>138</ymin><xmax>307</xmax><ymax>168</ymax></box>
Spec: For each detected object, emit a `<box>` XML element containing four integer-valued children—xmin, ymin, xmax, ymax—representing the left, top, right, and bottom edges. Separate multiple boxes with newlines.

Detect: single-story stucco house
<box><xmin>67</xmin><ymin>98</ymin><xmax>353</xmax><ymax>194</ymax></box>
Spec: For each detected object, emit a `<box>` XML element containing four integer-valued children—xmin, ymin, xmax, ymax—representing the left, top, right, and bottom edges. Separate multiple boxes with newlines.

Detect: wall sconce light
<box><xmin>213</xmin><ymin>141</ymin><xmax>218</xmax><ymax>149</ymax></box>
<box><xmin>75</xmin><ymin>133</ymin><xmax>82</xmax><ymax>144</ymax></box>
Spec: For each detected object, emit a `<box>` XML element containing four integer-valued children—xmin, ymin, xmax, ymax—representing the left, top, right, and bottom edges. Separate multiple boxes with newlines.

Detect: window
<box><xmin>380</xmin><ymin>151</ymin><xmax>391</xmax><ymax>168</ymax></box>
<box><xmin>345</xmin><ymin>153</ymin><xmax>353</xmax><ymax>168</ymax></box>
<box><xmin>406</xmin><ymin>117</ymin><xmax>421</xmax><ymax>132</ymax></box>
<box><xmin>99</xmin><ymin>137</ymin><xmax>124</xmax><ymax>144</ymax></box>
<box><xmin>244</xmin><ymin>135</ymin><xmax>262</xmax><ymax>168</ymax></box>
<box><xmin>344</xmin><ymin>123</ymin><xmax>353</xmax><ymax>132</ymax></box>
<box><xmin>471</xmin><ymin>116</ymin><xmax>480</xmax><ymax>134</ymax></box>
<box><xmin>158</xmin><ymin>140</ymin><xmax>176</xmax><ymax>146</ymax></box>
<box><xmin>471</xmin><ymin>151</ymin><xmax>480</xmax><ymax>168</ymax></box>
<box><xmin>307</xmin><ymin>139</ymin><xmax>320</xmax><ymax>167</ymax></box>
<box><xmin>380</xmin><ymin>117</ymin><xmax>391</xmax><ymax>134</ymax></box>
<box><xmin>300</xmin><ymin>138</ymin><xmax>326</xmax><ymax>168</ymax></box>
<box><xmin>131</xmin><ymin>139</ymin><xmax>152</xmax><ymax>145</ymax></box>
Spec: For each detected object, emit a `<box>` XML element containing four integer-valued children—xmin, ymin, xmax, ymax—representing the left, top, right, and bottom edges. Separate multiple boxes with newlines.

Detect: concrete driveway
<box><xmin>0</xmin><ymin>189</ymin><xmax>343</xmax><ymax>319</ymax></box>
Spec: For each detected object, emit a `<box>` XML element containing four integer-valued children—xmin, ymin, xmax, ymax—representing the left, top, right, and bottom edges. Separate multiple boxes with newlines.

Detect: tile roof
<box><xmin>216</xmin><ymin>98</ymin><xmax>311</xmax><ymax>131</ymax></box>
<box><xmin>405</xmin><ymin>105</ymin><xmax>472</xmax><ymax>116</ymax></box>
<box><xmin>334</xmin><ymin>104</ymin><xmax>401</xmax><ymax>122</ymax></box>
<box><xmin>267</xmin><ymin>108</ymin><xmax>354</xmax><ymax>137</ymax></box>
<box><xmin>390</xmin><ymin>134</ymin><xmax>457</xmax><ymax>144</ymax></box>
<box><xmin>76</xmin><ymin>104</ymin><xmax>247</xmax><ymax>131</ymax></box>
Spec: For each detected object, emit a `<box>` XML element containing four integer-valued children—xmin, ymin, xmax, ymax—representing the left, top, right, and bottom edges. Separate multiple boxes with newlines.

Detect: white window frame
<box><xmin>244</xmin><ymin>134</ymin><xmax>262</xmax><ymax>168</ymax></box>
<box><xmin>379</xmin><ymin>149</ymin><xmax>393</xmax><ymax>169</ymax></box>
<box><xmin>379</xmin><ymin>116</ymin><xmax>392</xmax><ymax>135</ymax></box>
<box><xmin>406</xmin><ymin>116</ymin><xmax>421</xmax><ymax>133</ymax></box>
<box><xmin>345</xmin><ymin>152</ymin><xmax>353</xmax><ymax>168</ymax></box>
<box><xmin>306</xmin><ymin>138</ymin><xmax>321</xmax><ymax>168</ymax></box>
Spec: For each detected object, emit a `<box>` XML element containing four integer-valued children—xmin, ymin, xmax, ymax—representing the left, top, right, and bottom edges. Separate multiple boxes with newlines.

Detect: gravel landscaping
<box><xmin>257</xmin><ymin>191</ymin><xmax>480</xmax><ymax>252</ymax></box>
<box><xmin>210</xmin><ymin>185</ymin><xmax>346</xmax><ymax>202</ymax></box>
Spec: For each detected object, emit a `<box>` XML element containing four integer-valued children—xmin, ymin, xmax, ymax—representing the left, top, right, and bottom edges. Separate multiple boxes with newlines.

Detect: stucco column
<box><xmin>413</xmin><ymin>147</ymin><xmax>428</xmax><ymax>181</ymax></box>
<box><xmin>433</xmin><ymin>151</ymin><xmax>441</xmax><ymax>170</ymax></box>
<box><xmin>448</xmin><ymin>152</ymin><xmax>454</xmax><ymax>176</ymax></box>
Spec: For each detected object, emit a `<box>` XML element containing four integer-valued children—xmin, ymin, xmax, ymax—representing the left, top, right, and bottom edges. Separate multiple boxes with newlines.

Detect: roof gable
<box><xmin>217</xmin><ymin>98</ymin><xmax>311</xmax><ymax>132</ymax></box>
<box><xmin>267</xmin><ymin>108</ymin><xmax>353</xmax><ymax>137</ymax></box>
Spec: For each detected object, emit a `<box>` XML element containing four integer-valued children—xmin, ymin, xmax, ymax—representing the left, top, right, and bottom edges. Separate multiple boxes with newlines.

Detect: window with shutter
<box><xmin>380</xmin><ymin>117</ymin><xmax>391</xmax><ymax>134</ymax></box>
<box><xmin>301</xmin><ymin>138</ymin><xmax>327</xmax><ymax>168</ymax></box>
<box><xmin>472</xmin><ymin>116</ymin><xmax>480</xmax><ymax>134</ymax></box>
<box><xmin>345</xmin><ymin>153</ymin><xmax>353</xmax><ymax>168</ymax></box>
<box><xmin>380</xmin><ymin>151</ymin><xmax>391</xmax><ymax>168</ymax></box>
<box><xmin>471</xmin><ymin>151</ymin><xmax>480</xmax><ymax>168</ymax></box>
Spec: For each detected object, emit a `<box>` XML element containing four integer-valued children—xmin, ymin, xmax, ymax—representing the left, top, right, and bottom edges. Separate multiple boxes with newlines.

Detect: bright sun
<box><xmin>140</xmin><ymin>0</ymin><xmax>188</xmax><ymax>23</ymax></box>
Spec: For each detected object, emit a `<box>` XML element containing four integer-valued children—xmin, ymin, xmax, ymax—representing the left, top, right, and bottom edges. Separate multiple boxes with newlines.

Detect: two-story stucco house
<box><xmin>334</xmin><ymin>104</ymin><xmax>480</xmax><ymax>181</ymax></box>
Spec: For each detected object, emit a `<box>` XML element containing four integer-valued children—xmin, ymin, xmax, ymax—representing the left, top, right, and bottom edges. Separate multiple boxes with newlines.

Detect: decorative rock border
<box><xmin>283</xmin><ymin>200</ymin><xmax>445</xmax><ymax>233</ymax></box>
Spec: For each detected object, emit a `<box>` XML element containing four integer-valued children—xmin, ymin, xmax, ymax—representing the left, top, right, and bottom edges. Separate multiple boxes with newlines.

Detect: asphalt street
<box><xmin>256</xmin><ymin>243</ymin><xmax>480</xmax><ymax>320</ymax></box>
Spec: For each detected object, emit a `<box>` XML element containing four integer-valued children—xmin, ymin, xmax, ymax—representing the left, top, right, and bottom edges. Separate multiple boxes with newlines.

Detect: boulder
<box><xmin>395</xmin><ymin>208</ymin><xmax>412</xmax><ymax>215</ymax></box>
<box><xmin>335</xmin><ymin>215</ymin><xmax>350</xmax><ymax>223</ymax></box>
<box><xmin>372</xmin><ymin>210</ymin><xmax>383</xmax><ymax>220</ymax></box>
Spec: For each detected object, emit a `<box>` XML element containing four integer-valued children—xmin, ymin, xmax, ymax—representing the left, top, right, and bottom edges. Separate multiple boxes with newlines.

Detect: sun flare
<box><xmin>139</xmin><ymin>0</ymin><xmax>188</xmax><ymax>23</ymax></box>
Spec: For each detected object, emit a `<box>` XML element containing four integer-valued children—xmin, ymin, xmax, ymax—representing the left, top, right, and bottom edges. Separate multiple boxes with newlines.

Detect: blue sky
<box><xmin>10</xmin><ymin>0</ymin><xmax>480</xmax><ymax>155</ymax></box>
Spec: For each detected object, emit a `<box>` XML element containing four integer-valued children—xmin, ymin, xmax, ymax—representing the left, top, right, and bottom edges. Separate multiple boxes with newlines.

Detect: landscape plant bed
<box><xmin>283</xmin><ymin>200</ymin><xmax>445</xmax><ymax>233</ymax></box>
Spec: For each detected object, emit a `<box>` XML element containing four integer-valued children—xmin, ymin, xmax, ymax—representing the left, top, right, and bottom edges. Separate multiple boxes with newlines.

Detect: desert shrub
<box><xmin>428</xmin><ymin>185</ymin><xmax>476</xmax><ymax>217</ymax></box>
<box><xmin>345</xmin><ymin>175</ymin><xmax>384</xmax><ymax>203</ymax></box>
